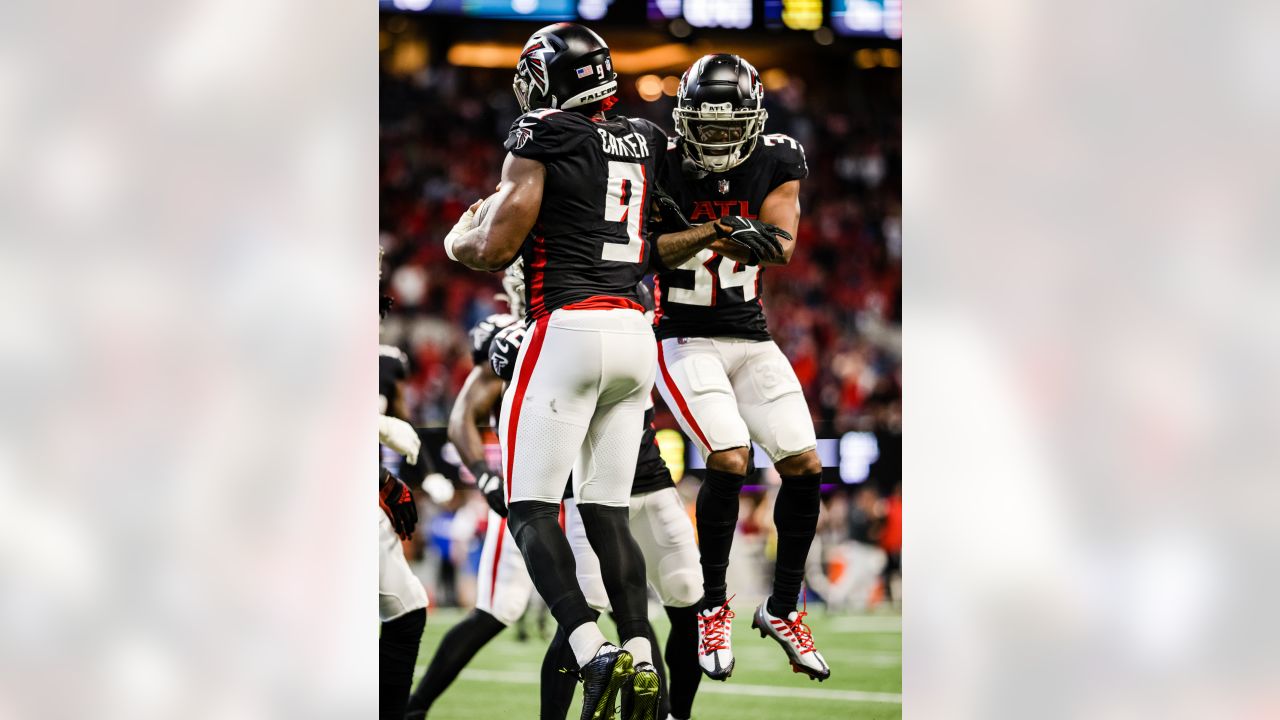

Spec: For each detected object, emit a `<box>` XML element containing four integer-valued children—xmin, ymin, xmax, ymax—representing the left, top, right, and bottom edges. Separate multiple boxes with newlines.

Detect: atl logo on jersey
<box><xmin>687</xmin><ymin>200</ymin><xmax>755</xmax><ymax>222</ymax></box>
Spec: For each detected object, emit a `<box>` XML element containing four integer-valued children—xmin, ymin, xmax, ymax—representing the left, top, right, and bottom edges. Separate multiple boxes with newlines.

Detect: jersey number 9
<box><xmin>600</xmin><ymin>161</ymin><xmax>647</xmax><ymax>264</ymax></box>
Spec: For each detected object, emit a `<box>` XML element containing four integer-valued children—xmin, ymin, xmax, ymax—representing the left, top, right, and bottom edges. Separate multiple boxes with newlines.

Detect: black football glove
<box><xmin>379</xmin><ymin>469</ymin><xmax>418</xmax><ymax>540</ymax></box>
<box><xmin>650</xmin><ymin>184</ymin><xmax>691</xmax><ymax>233</ymax></box>
<box><xmin>714</xmin><ymin>216</ymin><xmax>787</xmax><ymax>266</ymax></box>
<box><xmin>471</xmin><ymin>463</ymin><xmax>508</xmax><ymax>518</ymax></box>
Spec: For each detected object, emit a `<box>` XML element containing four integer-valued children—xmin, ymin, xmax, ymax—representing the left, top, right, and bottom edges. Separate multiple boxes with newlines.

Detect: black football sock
<box><xmin>768</xmin><ymin>472</ymin><xmax>822</xmax><ymax>618</ymax></box>
<box><xmin>404</xmin><ymin>609</ymin><xmax>505</xmax><ymax>719</ymax></box>
<box><xmin>508</xmin><ymin>500</ymin><xmax>596</xmax><ymax>635</ymax></box>
<box><xmin>663</xmin><ymin>604</ymin><xmax>702</xmax><ymax>720</ymax></box>
<box><xmin>379</xmin><ymin>607</ymin><xmax>425</xmax><ymax>720</ymax></box>
<box><xmin>696</xmin><ymin>468</ymin><xmax>746</xmax><ymax>609</ymax></box>
<box><xmin>541</xmin><ymin>612</ymin><xmax>596</xmax><ymax>720</ymax></box>
<box><xmin>575</xmin><ymin>504</ymin><xmax>650</xmax><ymax>658</ymax></box>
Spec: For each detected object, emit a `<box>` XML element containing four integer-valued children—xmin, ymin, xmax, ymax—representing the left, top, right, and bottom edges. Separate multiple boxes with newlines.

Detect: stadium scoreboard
<box><xmin>380</xmin><ymin>0</ymin><xmax>903</xmax><ymax>39</ymax></box>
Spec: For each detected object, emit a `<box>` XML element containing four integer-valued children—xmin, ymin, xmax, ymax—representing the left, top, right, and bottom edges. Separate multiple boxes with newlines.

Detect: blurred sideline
<box><xmin>907</xmin><ymin>0</ymin><xmax>1280</xmax><ymax>717</ymax></box>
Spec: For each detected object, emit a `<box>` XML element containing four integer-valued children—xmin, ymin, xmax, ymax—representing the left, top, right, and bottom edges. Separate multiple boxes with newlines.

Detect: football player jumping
<box><xmin>653</xmin><ymin>54</ymin><xmax>831</xmax><ymax>682</ymax></box>
<box><xmin>443</xmin><ymin>24</ymin><xmax>784</xmax><ymax>720</ymax></box>
<box><xmin>488</xmin><ymin>282</ymin><xmax>706</xmax><ymax>720</ymax></box>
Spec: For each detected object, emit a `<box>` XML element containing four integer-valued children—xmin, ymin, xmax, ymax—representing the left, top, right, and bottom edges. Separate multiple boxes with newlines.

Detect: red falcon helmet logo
<box><xmin>518</xmin><ymin>37</ymin><xmax>555</xmax><ymax>96</ymax></box>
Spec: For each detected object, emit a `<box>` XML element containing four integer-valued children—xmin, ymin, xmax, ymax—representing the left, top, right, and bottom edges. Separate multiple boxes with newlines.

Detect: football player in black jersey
<box><xmin>653</xmin><ymin>54</ymin><xmax>831</xmax><ymax>682</ymax></box>
<box><xmin>441</xmin><ymin>23</ymin><xmax>787</xmax><ymax>720</ymax></box>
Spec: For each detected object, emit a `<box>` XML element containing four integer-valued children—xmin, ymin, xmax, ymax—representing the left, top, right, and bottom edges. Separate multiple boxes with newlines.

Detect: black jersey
<box><xmin>654</xmin><ymin>133</ymin><xmax>807</xmax><ymax>341</ymax></box>
<box><xmin>504</xmin><ymin>108</ymin><xmax>669</xmax><ymax>320</ymax></box>
<box><xmin>469</xmin><ymin>313</ymin><xmax>518</xmax><ymax>367</ymax></box>
<box><xmin>379</xmin><ymin>344</ymin><xmax>410</xmax><ymax>414</ymax></box>
<box><xmin>631</xmin><ymin>406</ymin><xmax>675</xmax><ymax>495</ymax></box>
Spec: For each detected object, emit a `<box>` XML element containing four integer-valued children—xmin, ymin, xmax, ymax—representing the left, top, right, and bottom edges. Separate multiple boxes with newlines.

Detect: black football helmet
<box><xmin>673</xmin><ymin>54</ymin><xmax>768</xmax><ymax>173</ymax></box>
<box><xmin>513</xmin><ymin>23</ymin><xmax>618</xmax><ymax>114</ymax></box>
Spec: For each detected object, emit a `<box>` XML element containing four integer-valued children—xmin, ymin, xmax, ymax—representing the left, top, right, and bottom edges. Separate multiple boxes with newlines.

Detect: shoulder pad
<box><xmin>505</xmin><ymin>109</ymin><xmax>594</xmax><ymax>160</ymax></box>
<box><xmin>760</xmin><ymin>133</ymin><xmax>808</xmax><ymax>185</ymax></box>
<box><xmin>488</xmin><ymin>322</ymin><xmax>528</xmax><ymax>383</ymax></box>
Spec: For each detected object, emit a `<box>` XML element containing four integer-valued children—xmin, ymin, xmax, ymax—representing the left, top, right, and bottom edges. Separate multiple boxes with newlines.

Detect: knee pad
<box><xmin>661</xmin><ymin>568</ymin><xmax>704</xmax><ymax>609</ymax></box>
<box><xmin>507</xmin><ymin>500</ymin><xmax>563</xmax><ymax>542</ymax></box>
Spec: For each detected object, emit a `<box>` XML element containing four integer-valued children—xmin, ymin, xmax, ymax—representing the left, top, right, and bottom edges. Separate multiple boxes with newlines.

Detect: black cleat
<box><xmin>579</xmin><ymin>644</ymin><xmax>635</xmax><ymax>720</ymax></box>
<box><xmin>619</xmin><ymin>661</ymin><xmax>660</xmax><ymax>720</ymax></box>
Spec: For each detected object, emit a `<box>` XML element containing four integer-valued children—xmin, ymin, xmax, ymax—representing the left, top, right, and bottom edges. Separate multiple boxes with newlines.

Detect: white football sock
<box><xmin>568</xmin><ymin>623</ymin><xmax>609</xmax><ymax>669</ymax></box>
<box><xmin>623</xmin><ymin>636</ymin><xmax>653</xmax><ymax>667</ymax></box>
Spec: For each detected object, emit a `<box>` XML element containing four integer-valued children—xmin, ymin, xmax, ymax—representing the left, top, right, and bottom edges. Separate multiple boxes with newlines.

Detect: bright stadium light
<box><xmin>841</xmin><ymin>0</ymin><xmax>886</xmax><ymax>34</ymax></box>
<box><xmin>782</xmin><ymin>0</ymin><xmax>822</xmax><ymax>30</ymax></box>
<box><xmin>511</xmin><ymin>0</ymin><xmax>538</xmax><ymax>14</ymax></box>
<box><xmin>761</xmin><ymin>68</ymin><xmax>790</xmax><ymax>90</ymax></box>
<box><xmin>684</xmin><ymin>0</ymin><xmax>752</xmax><ymax>29</ymax></box>
<box><xmin>840</xmin><ymin>432</ymin><xmax>880</xmax><ymax>483</ymax></box>
<box><xmin>636</xmin><ymin>74</ymin><xmax>664</xmax><ymax>102</ymax></box>
<box><xmin>578</xmin><ymin>0</ymin><xmax>609</xmax><ymax>20</ymax></box>
<box><xmin>654</xmin><ymin>0</ymin><xmax>681</xmax><ymax>18</ymax></box>
<box><xmin>884</xmin><ymin>0</ymin><xmax>902</xmax><ymax>38</ymax></box>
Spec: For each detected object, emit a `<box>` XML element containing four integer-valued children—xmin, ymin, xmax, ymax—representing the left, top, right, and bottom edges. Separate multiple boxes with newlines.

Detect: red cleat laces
<box><xmin>699</xmin><ymin>596</ymin><xmax>735</xmax><ymax>653</ymax></box>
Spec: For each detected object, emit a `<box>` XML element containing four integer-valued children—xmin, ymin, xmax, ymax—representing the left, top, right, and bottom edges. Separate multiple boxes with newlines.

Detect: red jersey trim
<box><xmin>528</xmin><ymin>235</ymin><xmax>547</xmax><ymax>319</ymax></box>
<box><xmin>562</xmin><ymin>295</ymin><xmax>646</xmax><ymax>312</ymax></box>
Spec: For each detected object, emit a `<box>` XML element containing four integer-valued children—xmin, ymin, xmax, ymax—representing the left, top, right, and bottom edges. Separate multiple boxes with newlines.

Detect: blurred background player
<box><xmin>381</xmin><ymin>343</ymin><xmax>411</xmax><ymax>420</ymax></box>
<box><xmin>442</xmin><ymin>22</ymin><xmax>782</xmax><ymax>720</ymax></box>
<box><xmin>380</xmin><ymin>254</ymin><xmax>429</xmax><ymax>720</ymax></box>
<box><xmin>653</xmin><ymin>54</ymin><xmax>830</xmax><ymax>681</ymax></box>
<box><xmin>405</xmin><ymin>264</ymin><xmax>559</xmax><ymax>719</ymax></box>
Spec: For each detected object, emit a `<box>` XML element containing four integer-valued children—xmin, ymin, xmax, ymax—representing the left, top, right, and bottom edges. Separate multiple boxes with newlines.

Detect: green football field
<box><xmin>413</xmin><ymin>607</ymin><xmax>902</xmax><ymax>720</ymax></box>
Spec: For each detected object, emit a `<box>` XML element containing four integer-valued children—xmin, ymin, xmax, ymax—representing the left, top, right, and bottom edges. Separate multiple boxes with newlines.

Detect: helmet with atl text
<box><xmin>673</xmin><ymin>54</ymin><xmax>768</xmax><ymax>173</ymax></box>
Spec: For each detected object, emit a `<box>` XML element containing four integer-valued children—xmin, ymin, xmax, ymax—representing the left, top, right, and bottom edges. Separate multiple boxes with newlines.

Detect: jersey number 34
<box><xmin>665</xmin><ymin>249</ymin><xmax>759</xmax><ymax>306</ymax></box>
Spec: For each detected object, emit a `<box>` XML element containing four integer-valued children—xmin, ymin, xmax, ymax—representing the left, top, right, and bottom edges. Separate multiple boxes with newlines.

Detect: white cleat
<box><xmin>696</xmin><ymin>600</ymin><xmax>735</xmax><ymax>680</ymax></box>
<box><xmin>751</xmin><ymin>603</ymin><xmax>831</xmax><ymax>681</ymax></box>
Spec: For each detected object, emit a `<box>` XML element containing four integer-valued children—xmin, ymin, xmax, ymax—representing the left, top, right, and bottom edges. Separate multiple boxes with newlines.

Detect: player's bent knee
<box><xmin>775</xmin><ymin>449</ymin><xmax>822</xmax><ymax>476</ymax></box>
<box><xmin>706</xmin><ymin>447</ymin><xmax>750</xmax><ymax>475</ymax></box>
<box><xmin>661</xmin><ymin>569</ymin><xmax>704</xmax><ymax>608</ymax></box>
<box><xmin>506</xmin><ymin>499</ymin><xmax>560</xmax><ymax>539</ymax></box>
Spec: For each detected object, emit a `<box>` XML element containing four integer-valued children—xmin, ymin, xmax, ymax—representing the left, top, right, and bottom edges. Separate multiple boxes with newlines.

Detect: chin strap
<box><xmin>601</xmin><ymin>95</ymin><xmax>618</xmax><ymax>112</ymax></box>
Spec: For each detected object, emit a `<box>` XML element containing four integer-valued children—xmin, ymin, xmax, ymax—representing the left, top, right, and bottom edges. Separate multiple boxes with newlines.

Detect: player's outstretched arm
<box><xmin>446</xmin><ymin>153</ymin><xmax>545</xmax><ymax>271</ymax></box>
